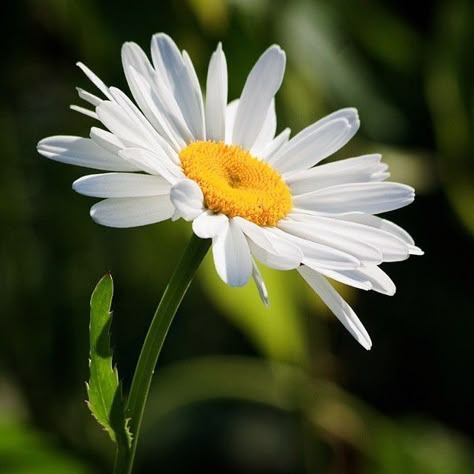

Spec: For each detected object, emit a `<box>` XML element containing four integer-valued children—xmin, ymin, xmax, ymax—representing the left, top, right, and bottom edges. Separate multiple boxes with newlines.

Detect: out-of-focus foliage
<box><xmin>1</xmin><ymin>0</ymin><xmax>473</xmax><ymax>473</ymax></box>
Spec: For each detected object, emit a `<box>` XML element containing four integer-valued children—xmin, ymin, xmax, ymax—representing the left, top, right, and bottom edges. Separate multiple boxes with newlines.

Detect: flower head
<box><xmin>38</xmin><ymin>33</ymin><xmax>422</xmax><ymax>350</ymax></box>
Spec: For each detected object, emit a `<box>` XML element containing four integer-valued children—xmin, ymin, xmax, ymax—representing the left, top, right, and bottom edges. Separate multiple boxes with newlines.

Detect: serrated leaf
<box><xmin>87</xmin><ymin>273</ymin><xmax>132</xmax><ymax>449</ymax></box>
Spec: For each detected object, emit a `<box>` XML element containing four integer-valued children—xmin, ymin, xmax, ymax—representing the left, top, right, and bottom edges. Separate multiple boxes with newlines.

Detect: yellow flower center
<box><xmin>179</xmin><ymin>141</ymin><xmax>292</xmax><ymax>226</ymax></box>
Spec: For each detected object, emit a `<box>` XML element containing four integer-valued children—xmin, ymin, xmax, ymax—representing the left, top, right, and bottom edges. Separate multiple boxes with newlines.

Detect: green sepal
<box><xmin>87</xmin><ymin>273</ymin><xmax>132</xmax><ymax>449</ymax></box>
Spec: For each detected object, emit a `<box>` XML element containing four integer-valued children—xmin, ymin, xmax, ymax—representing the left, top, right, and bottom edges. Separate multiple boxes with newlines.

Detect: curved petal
<box><xmin>37</xmin><ymin>136</ymin><xmax>138</xmax><ymax>171</ymax></box>
<box><xmin>90</xmin><ymin>127</ymin><xmax>125</xmax><ymax>155</ymax></box>
<box><xmin>73</xmin><ymin>173</ymin><xmax>170</xmax><ymax>198</ymax></box>
<box><xmin>250</xmin><ymin>99</ymin><xmax>277</xmax><ymax>156</ymax></box>
<box><xmin>90</xmin><ymin>195</ymin><xmax>174</xmax><ymax>228</ymax></box>
<box><xmin>293</xmin><ymin>182</ymin><xmax>415</xmax><ymax>215</ymax></box>
<box><xmin>205</xmin><ymin>43</ymin><xmax>228</xmax><ymax>142</ymax></box>
<box><xmin>333</xmin><ymin>213</ymin><xmax>423</xmax><ymax>255</ymax></box>
<box><xmin>119</xmin><ymin>148</ymin><xmax>183</xmax><ymax>183</ymax></box>
<box><xmin>252</xmin><ymin>260</ymin><xmax>269</xmax><ymax>306</ymax></box>
<box><xmin>270</xmin><ymin>108</ymin><xmax>359</xmax><ymax>173</ymax></box>
<box><xmin>279</xmin><ymin>218</ymin><xmax>383</xmax><ymax>265</ymax></box>
<box><xmin>150</xmin><ymin>33</ymin><xmax>205</xmax><ymax>140</ymax></box>
<box><xmin>232</xmin><ymin>45</ymin><xmax>285</xmax><ymax>150</ymax></box>
<box><xmin>260</xmin><ymin>128</ymin><xmax>290</xmax><ymax>162</ymax></box>
<box><xmin>193</xmin><ymin>211</ymin><xmax>229</xmax><ymax>238</ymax></box>
<box><xmin>287</xmin><ymin>213</ymin><xmax>409</xmax><ymax>262</ymax></box>
<box><xmin>298</xmin><ymin>266</ymin><xmax>372</xmax><ymax>350</ymax></box>
<box><xmin>224</xmin><ymin>99</ymin><xmax>239</xmax><ymax>144</ymax></box>
<box><xmin>170</xmin><ymin>179</ymin><xmax>204</xmax><ymax>221</ymax></box>
<box><xmin>76</xmin><ymin>62</ymin><xmax>112</xmax><ymax>99</ymax></box>
<box><xmin>212</xmin><ymin>219</ymin><xmax>253</xmax><ymax>287</ymax></box>
<box><xmin>234</xmin><ymin>218</ymin><xmax>303</xmax><ymax>270</ymax></box>
<box><xmin>285</xmin><ymin>154</ymin><xmax>384</xmax><ymax>194</ymax></box>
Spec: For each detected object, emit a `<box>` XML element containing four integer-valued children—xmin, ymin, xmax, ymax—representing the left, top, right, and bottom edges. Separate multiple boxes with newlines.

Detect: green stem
<box><xmin>113</xmin><ymin>234</ymin><xmax>211</xmax><ymax>474</ymax></box>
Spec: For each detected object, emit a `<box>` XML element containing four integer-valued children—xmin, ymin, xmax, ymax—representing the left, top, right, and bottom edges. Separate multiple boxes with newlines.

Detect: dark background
<box><xmin>1</xmin><ymin>0</ymin><xmax>473</xmax><ymax>473</ymax></box>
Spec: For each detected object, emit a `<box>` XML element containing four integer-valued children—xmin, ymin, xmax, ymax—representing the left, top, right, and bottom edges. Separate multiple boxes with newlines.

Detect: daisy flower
<box><xmin>38</xmin><ymin>33</ymin><xmax>422</xmax><ymax>350</ymax></box>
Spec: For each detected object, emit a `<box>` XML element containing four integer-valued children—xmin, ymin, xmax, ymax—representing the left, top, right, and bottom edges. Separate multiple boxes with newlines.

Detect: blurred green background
<box><xmin>1</xmin><ymin>0</ymin><xmax>473</xmax><ymax>473</ymax></box>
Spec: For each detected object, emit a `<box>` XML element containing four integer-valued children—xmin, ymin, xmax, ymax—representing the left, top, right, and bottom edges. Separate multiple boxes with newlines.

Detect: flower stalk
<box><xmin>114</xmin><ymin>234</ymin><xmax>211</xmax><ymax>474</ymax></box>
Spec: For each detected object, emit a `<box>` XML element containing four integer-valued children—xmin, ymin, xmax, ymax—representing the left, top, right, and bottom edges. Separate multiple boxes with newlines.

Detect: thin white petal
<box><xmin>90</xmin><ymin>127</ymin><xmax>125</xmax><ymax>155</ymax></box>
<box><xmin>298</xmin><ymin>266</ymin><xmax>372</xmax><ymax>350</ymax></box>
<box><xmin>288</xmin><ymin>213</ymin><xmax>410</xmax><ymax>262</ymax></box>
<box><xmin>192</xmin><ymin>211</ymin><xmax>228</xmax><ymax>238</ymax></box>
<box><xmin>224</xmin><ymin>99</ymin><xmax>238</xmax><ymax>144</ymax></box>
<box><xmin>279</xmin><ymin>218</ymin><xmax>383</xmax><ymax>265</ymax></box>
<box><xmin>232</xmin><ymin>45</ymin><xmax>286</xmax><ymax>149</ymax></box>
<box><xmin>73</xmin><ymin>173</ymin><xmax>170</xmax><ymax>198</ymax></box>
<box><xmin>270</xmin><ymin>228</ymin><xmax>360</xmax><ymax>270</ymax></box>
<box><xmin>37</xmin><ymin>136</ymin><xmax>137</xmax><ymax>171</ymax></box>
<box><xmin>70</xmin><ymin>105</ymin><xmax>98</xmax><ymax>119</ymax></box>
<box><xmin>205</xmin><ymin>43</ymin><xmax>228</xmax><ymax>142</ymax></box>
<box><xmin>252</xmin><ymin>260</ymin><xmax>269</xmax><ymax>306</ymax></box>
<box><xmin>356</xmin><ymin>266</ymin><xmax>396</xmax><ymax>295</ymax></box>
<box><xmin>90</xmin><ymin>196</ymin><xmax>174</xmax><ymax>228</ymax></box>
<box><xmin>334</xmin><ymin>213</ymin><xmax>423</xmax><ymax>255</ymax></box>
<box><xmin>76</xmin><ymin>62</ymin><xmax>112</xmax><ymax>99</ymax></box>
<box><xmin>285</xmin><ymin>154</ymin><xmax>384</xmax><ymax>194</ymax></box>
<box><xmin>151</xmin><ymin>33</ymin><xmax>205</xmax><ymax>140</ymax></box>
<box><xmin>270</xmin><ymin>108</ymin><xmax>359</xmax><ymax>173</ymax></box>
<box><xmin>234</xmin><ymin>218</ymin><xmax>303</xmax><ymax>270</ymax></box>
<box><xmin>260</xmin><ymin>128</ymin><xmax>291</xmax><ymax>162</ymax></box>
<box><xmin>76</xmin><ymin>87</ymin><xmax>102</xmax><ymax>106</ymax></box>
<box><xmin>106</xmin><ymin>87</ymin><xmax>179</xmax><ymax>163</ymax></box>
<box><xmin>316</xmin><ymin>267</ymin><xmax>372</xmax><ymax>291</ymax></box>
<box><xmin>212</xmin><ymin>219</ymin><xmax>253</xmax><ymax>286</ymax></box>
<box><xmin>121</xmin><ymin>42</ymin><xmax>188</xmax><ymax>150</ymax></box>
<box><xmin>119</xmin><ymin>148</ymin><xmax>182</xmax><ymax>183</ymax></box>
<box><xmin>250</xmin><ymin>99</ymin><xmax>277</xmax><ymax>156</ymax></box>
<box><xmin>293</xmin><ymin>182</ymin><xmax>415</xmax><ymax>215</ymax></box>
<box><xmin>170</xmin><ymin>179</ymin><xmax>204</xmax><ymax>221</ymax></box>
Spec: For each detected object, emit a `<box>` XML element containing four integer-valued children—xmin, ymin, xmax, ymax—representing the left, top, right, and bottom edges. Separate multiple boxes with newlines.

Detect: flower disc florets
<box><xmin>180</xmin><ymin>141</ymin><xmax>292</xmax><ymax>226</ymax></box>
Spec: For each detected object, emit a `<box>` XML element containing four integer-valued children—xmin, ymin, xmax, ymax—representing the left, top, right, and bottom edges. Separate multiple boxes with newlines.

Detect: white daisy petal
<box><xmin>170</xmin><ymin>179</ymin><xmax>204</xmax><ymax>221</ymax></box>
<box><xmin>232</xmin><ymin>46</ymin><xmax>286</xmax><ymax>149</ymax></box>
<box><xmin>234</xmin><ymin>218</ymin><xmax>303</xmax><ymax>270</ymax></box>
<box><xmin>279</xmin><ymin>218</ymin><xmax>383</xmax><ymax>265</ymax></box>
<box><xmin>76</xmin><ymin>87</ymin><xmax>103</xmax><ymax>107</ymax></box>
<box><xmin>192</xmin><ymin>211</ymin><xmax>229</xmax><ymax>238</ymax></box>
<box><xmin>121</xmin><ymin>43</ymin><xmax>188</xmax><ymax>150</ymax></box>
<box><xmin>285</xmin><ymin>213</ymin><xmax>410</xmax><ymax>262</ymax></box>
<box><xmin>107</xmin><ymin>87</ymin><xmax>179</xmax><ymax>163</ymax></box>
<box><xmin>334</xmin><ymin>213</ymin><xmax>423</xmax><ymax>255</ymax></box>
<box><xmin>270</xmin><ymin>108</ymin><xmax>359</xmax><ymax>173</ymax></box>
<box><xmin>205</xmin><ymin>43</ymin><xmax>228</xmax><ymax>142</ymax></box>
<box><xmin>151</xmin><ymin>33</ymin><xmax>205</xmax><ymax>140</ymax></box>
<box><xmin>298</xmin><ymin>266</ymin><xmax>372</xmax><ymax>350</ymax></box>
<box><xmin>76</xmin><ymin>62</ymin><xmax>112</xmax><ymax>99</ymax></box>
<box><xmin>357</xmin><ymin>266</ymin><xmax>396</xmax><ymax>295</ymax></box>
<box><xmin>212</xmin><ymin>219</ymin><xmax>253</xmax><ymax>287</ymax></box>
<box><xmin>260</xmin><ymin>128</ymin><xmax>291</xmax><ymax>162</ymax></box>
<box><xmin>73</xmin><ymin>173</ymin><xmax>170</xmax><ymax>198</ymax></box>
<box><xmin>252</xmin><ymin>260</ymin><xmax>270</xmax><ymax>306</ymax></box>
<box><xmin>70</xmin><ymin>105</ymin><xmax>98</xmax><ymax>120</ymax></box>
<box><xmin>119</xmin><ymin>148</ymin><xmax>182</xmax><ymax>183</ymax></box>
<box><xmin>224</xmin><ymin>99</ymin><xmax>239</xmax><ymax>144</ymax></box>
<box><xmin>270</xmin><ymin>227</ymin><xmax>360</xmax><ymax>271</ymax></box>
<box><xmin>127</xmin><ymin>66</ymin><xmax>188</xmax><ymax>151</ymax></box>
<box><xmin>37</xmin><ymin>136</ymin><xmax>137</xmax><ymax>171</ymax></box>
<box><xmin>90</xmin><ymin>196</ymin><xmax>174</xmax><ymax>228</ymax></box>
<box><xmin>293</xmin><ymin>182</ymin><xmax>415</xmax><ymax>215</ymax></box>
<box><xmin>316</xmin><ymin>268</ymin><xmax>373</xmax><ymax>291</ymax></box>
<box><xmin>250</xmin><ymin>99</ymin><xmax>277</xmax><ymax>156</ymax></box>
<box><xmin>285</xmin><ymin>154</ymin><xmax>384</xmax><ymax>194</ymax></box>
<box><xmin>90</xmin><ymin>127</ymin><xmax>125</xmax><ymax>155</ymax></box>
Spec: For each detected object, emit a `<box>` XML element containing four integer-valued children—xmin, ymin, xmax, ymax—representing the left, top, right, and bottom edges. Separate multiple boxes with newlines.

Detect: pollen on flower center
<box><xmin>179</xmin><ymin>141</ymin><xmax>292</xmax><ymax>226</ymax></box>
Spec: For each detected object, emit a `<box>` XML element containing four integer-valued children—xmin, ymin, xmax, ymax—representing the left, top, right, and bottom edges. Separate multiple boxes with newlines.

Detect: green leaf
<box><xmin>87</xmin><ymin>274</ymin><xmax>132</xmax><ymax>449</ymax></box>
